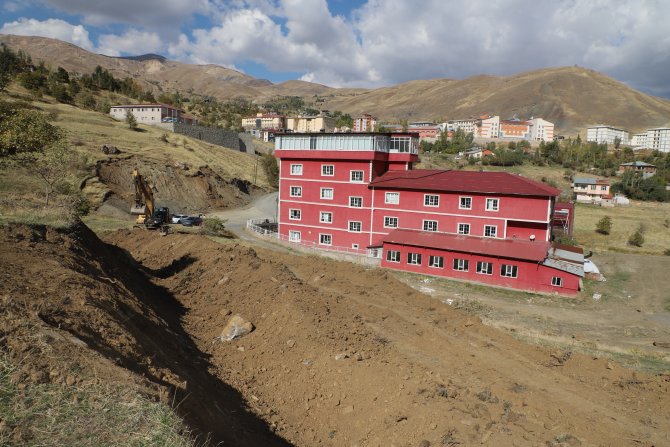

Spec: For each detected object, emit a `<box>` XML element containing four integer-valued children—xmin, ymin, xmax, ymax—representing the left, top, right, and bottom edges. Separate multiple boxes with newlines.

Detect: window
<box><xmin>589</xmin><ymin>185</ymin><xmax>596</xmax><ymax>190</ymax></box>
<box><xmin>476</xmin><ymin>261</ymin><xmax>493</xmax><ymax>275</ymax></box>
<box><xmin>322</xmin><ymin>164</ymin><xmax>334</xmax><ymax>176</ymax></box>
<box><xmin>319</xmin><ymin>234</ymin><xmax>332</xmax><ymax>245</ymax></box>
<box><xmin>500</xmin><ymin>264</ymin><xmax>518</xmax><ymax>278</ymax></box>
<box><xmin>458</xmin><ymin>223</ymin><xmax>470</xmax><ymax>235</ymax></box>
<box><xmin>385</xmin><ymin>192</ymin><xmax>400</xmax><ymax>204</ymax></box>
<box><xmin>349</xmin><ymin>196</ymin><xmax>363</xmax><ymax>208</ymax></box>
<box><xmin>384</xmin><ymin>216</ymin><xmax>398</xmax><ymax>228</ymax></box>
<box><xmin>551</xmin><ymin>276</ymin><xmax>563</xmax><ymax>287</ymax></box>
<box><xmin>407</xmin><ymin>253</ymin><xmax>422</xmax><ymax>265</ymax></box>
<box><xmin>459</xmin><ymin>197</ymin><xmax>472</xmax><ymax>210</ymax></box>
<box><xmin>320</xmin><ymin>212</ymin><xmax>333</xmax><ymax>223</ymax></box>
<box><xmin>484</xmin><ymin>225</ymin><xmax>497</xmax><ymax>238</ymax></box>
<box><xmin>486</xmin><ymin>198</ymin><xmax>499</xmax><ymax>211</ymax></box>
<box><xmin>290</xmin><ymin>186</ymin><xmax>302</xmax><ymax>197</ymax></box>
<box><xmin>601</xmin><ymin>186</ymin><xmax>607</xmax><ymax>191</ymax></box>
<box><xmin>453</xmin><ymin>259</ymin><xmax>469</xmax><ymax>271</ymax></box>
<box><xmin>424</xmin><ymin>194</ymin><xmax>439</xmax><ymax>207</ymax></box>
<box><xmin>352</xmin><ymin>244</ymin><xmax>359</xmax><ymax>249</ymax></box>
<box><xmin>348</xmin><ymin>221</ymin><xmax>362</xmax><ymax>232</ymax></box>
<box><xmin>350</xmin><ymin>170</ymin><xmax>364</xmax><ymax>182</ymax></box>
<box><xmin>386</xmin><ymin>250</ymin><xmax>400</xmax><ymax>263</ymax></box>
<box><xmin>429</xmin><ymin>255</ymin><xmax>444</xmax><ymax>268</ymax></box>
<box><xmin>290</xmin><ymin>164</ymin><xmax>303</xmax><ymax>175</ymax></box>
<box><xmin>288</xmin><ymin>230</ymin><xmax>301</xmax><ymax>242</ymax></box>
<box><xmin>423</xmin><ymin>220</ymin><xmax>438</xmax><ymax>232</ymax></box>
<box><xmin>320</xmin><ymin>188</ymin><xmax>333</xmax><ymax>200</ymax></box>
<box><xmin>289</xmin><ymin>209</ymin><xmax>301</xmax><ymax>220</ymax></box>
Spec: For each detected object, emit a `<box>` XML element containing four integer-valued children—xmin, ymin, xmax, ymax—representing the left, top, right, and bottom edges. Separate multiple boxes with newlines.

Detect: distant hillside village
<box><xmin>586</xmin><ymin>124</ymin><xmax>670</xmax><ymax>152</ymax></box>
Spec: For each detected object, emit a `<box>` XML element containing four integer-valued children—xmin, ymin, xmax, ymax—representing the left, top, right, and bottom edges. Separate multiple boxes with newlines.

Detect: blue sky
<box><xmin>2</xmin><ymin>0</ymin><xmax>670</xmax><ymax>97</ymax></box>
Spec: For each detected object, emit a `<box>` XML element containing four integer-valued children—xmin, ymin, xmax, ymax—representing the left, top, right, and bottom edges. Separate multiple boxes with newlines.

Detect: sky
<box><xmin>1</xmin><ymin>0</ymin><xmax>670</xmax><ymax>97</ymax></box>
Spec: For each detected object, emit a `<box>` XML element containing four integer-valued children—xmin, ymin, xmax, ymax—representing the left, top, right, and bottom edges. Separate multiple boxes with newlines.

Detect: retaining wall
<box><xmin>157</xmin><ymin>123</ymin><xmax>255</xmax><ymax>155</ymax></box>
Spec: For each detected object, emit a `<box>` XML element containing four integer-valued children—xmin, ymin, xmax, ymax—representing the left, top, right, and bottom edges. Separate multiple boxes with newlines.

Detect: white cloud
<box><xmin>0</xmin><ymin>17</ymin><xmax>94</xmax><ymax>50</ymax></box>
<box><xmin>97</xmin><ymin>29</ymin><xmax>163</xmax><ymax>57</ymax></box>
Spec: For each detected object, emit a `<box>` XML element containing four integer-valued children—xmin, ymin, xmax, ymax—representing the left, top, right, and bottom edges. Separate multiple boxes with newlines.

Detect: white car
<box><xmin>171</xmin><ymin>214</ymin><xmax>188</xmax><ymax>224</ymax></box>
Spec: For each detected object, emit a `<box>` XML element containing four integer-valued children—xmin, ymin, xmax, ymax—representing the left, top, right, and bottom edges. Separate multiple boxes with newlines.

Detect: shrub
<box><xmin>260</xmin><ymin>152</ymin><xmax>279</xmax><ymax>188</ymax></box>
<box><xmin>159</xmin><ymin>133</ymin><xmax>169</xmax><ymax>143</ymax></box>
<box><xmin>595</xmin><ymin>216</ymin><xmax>612</xmax><ymax>235</ymax></box>
<box><xmin>664</xmin><ymin>248</ymin><xmax>670</xmax><ymax>256</ymax></box>
<box><xmin>628</xmin><ymin>226</ymin><xmax>645</xmax><ymax>247</ymax></box>
<box><xmin>200</xmin><ymin>217</ymin><xmax>232</xmax><ymax>238</ymax></box>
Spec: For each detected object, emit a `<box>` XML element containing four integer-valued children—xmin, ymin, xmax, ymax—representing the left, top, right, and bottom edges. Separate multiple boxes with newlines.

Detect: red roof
<box><xmin>382</xmin><ymin>229</ymin><xmax>550</xmax><ymax>262</ymax></box>
<box><xmin>369</xmin><ymin>170</ymin><xmax>561</xmax><ymax>197</ymax></box>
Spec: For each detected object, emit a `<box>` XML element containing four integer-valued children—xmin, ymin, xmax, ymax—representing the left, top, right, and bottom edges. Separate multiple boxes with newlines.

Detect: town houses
<box><xmin>274</xmin><ymin>132</ymin><xmax>584</xmax><ymax>295</ymax></box>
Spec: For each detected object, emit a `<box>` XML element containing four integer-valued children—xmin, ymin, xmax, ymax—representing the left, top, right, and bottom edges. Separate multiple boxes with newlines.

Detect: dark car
<box><xmin>179</xmin><ymin>216</ymin><xmax>203</xmax><ymax>226</ymax></box>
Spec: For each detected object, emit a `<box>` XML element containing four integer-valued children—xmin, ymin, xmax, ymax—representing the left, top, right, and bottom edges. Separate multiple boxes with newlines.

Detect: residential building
<box><xmin>286</xmin><ymin>113</ymin><xmax>336</xmax><ymax>133</ymax></box>
<box><xmin>353</xmin><ymin>114</ymin><xmax>377</xmax><ymax>132</ymax></box>
<box><xmin>529</xmin><ymin>118</ymin><xmax>555</xmax><ymax>142</ymax></box>
<box><xmin>586</xmin><ymin>125</ymin><xmax>629</xmax><ymax>145</ymax></box>
<box><xmin>110</xmin><ymin>104</ymin><xmax>197</xmax><ymax>125</ymax></box>
<box><xmin>647</xmin><ymin>127</ymin><xmax>670</xmax><ymax>152</ymax></box>
<box><xmin>630</xmin><ymin>132</ymin><xmax>648</xmax><ymax>149</ymax></box>
<box><xmin>619</xmin><ymin>161</ymin><xmax>656</xmax><ymax>177</ymax></box>
<box><xmin>407</xmin><ymin>122</ymin><xmax>441</xmax><ymax>140</ymax></box>
<box><xmin>461</xmin><ymin>146</ymin><xmax>494</xmax><ymax>159</ymax></box>
<box><xmin>572</xmin><ymin>178</ymin><xmax>610</xmax><ymax>203</ymax></box>
<box><xmin>446</xmin><ymin>118</ymin><xmax>478</xmax><ymax>135</ymax></box>
<box><xmin>242</xmin><ymin>113</ymin><xmax>286</xmax><ymax>131</ymax></box>
<box><xmin>500</xmin><ymin>119</ymin><xmax>531</xmax><ymax>140</ymax></box>
<box><xmin>477</xmin><ymin>116</ymin><xmax>500</xmax><ymax>139</ymax></box>
<box><xmin>274</xmin><ymin>132</ymin><xmax>583</xmax><ymax>295</ymax></box>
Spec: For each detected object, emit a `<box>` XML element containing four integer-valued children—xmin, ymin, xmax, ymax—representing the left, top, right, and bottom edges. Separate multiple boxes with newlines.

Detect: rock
<box><xmin>287</xmin><ymin>339</ymin><xmax>296</xmax><ymax>348</ymax></box>
<box><xmin>100</xmin><ymin>144</ymin><xmax>120</xmax><ymax>154</ymax></box>
<box><xmin>653</xmin><ymin>341</ymin><xmax>670</xmax><ymax>348</ymax></box>
<box><xmin>219</xmin><ymin>315</ymin><xmax>254</xmax><ymax>341</ymax></box>
<box><xmin>334</xmin><ymin>353</ymin><xmax>349</xmax><ymax>361</ymax></box>
<box><xmin>418</xmin><ymin>440</ymin><xmax>431</xmax><ymax>447</ymax></box>
<box><xmin>219</xmin><ymin>308</ymin><xmax>231</xmax><ymax>317</ymax></box>
<box><xmin>217</xmin><ymin>276</ymin><xmax>230</xmax><ymax>285</ymax></box>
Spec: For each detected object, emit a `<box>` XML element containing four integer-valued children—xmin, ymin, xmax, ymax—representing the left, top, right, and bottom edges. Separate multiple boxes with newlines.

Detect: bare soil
<box><xmin>2</xmin><ymin>223</ymin><xmax>669</xmax><ymax>446</ymax></box>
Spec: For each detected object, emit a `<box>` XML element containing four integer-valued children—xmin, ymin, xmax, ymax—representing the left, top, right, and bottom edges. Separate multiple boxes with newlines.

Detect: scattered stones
<box><xmin>476</xmin><ymin>388</ymin><xmax>499</xmax><ymax>404</ymax></box>
<box><xmin>217</xmin><ymin>276</ymin><xmax>230</xmax><ymax>285</ymax></box>
<box><xmin>100</xmin><ymin>144</ymin><xmax>120</xmax><ymax>154</ymax></box>
<box><xmin>286</xmin><ymin>339</ymin><xmax>296</xmax><ymax>348</ymax></box>
<box><xmin>219</xmin><ymin>315</ymin><xmax>254</xmax><ymax>341</ymax></box>
<box><xmin>592</xmin><ymin>293</ymin><xmax>602</xmax><ymax>301</ymax></box>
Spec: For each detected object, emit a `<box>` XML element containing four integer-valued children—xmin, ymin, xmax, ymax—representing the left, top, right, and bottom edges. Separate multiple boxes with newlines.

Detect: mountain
<box><xmin>2</xmin><ymin>34</ymin><xmax>669</xmax><ymax>134</ymax></box>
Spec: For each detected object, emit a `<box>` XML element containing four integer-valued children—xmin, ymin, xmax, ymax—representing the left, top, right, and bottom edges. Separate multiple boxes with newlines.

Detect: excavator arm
<box><xmin>131</xmin><ymin>169</ymin><xmax>154</xmax><ymax>219</ymax></box>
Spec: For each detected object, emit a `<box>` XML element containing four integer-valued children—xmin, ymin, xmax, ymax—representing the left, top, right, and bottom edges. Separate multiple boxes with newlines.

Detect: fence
<box><xmin>246</xmin><ymin>218</ymin><xmax>381</xmax><ymax>266</ymax></box>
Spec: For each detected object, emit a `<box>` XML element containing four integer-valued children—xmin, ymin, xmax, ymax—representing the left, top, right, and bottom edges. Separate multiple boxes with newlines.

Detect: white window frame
<box><xmin>320</xmin><ymin>188</ymin><xmax>334</xmax><ymax>200</ymax></box>
<box><xmin>289</xmin><ymin>186</ymin><xmax>302</xmax><ymax>197</ymax></box>
<box><xmin>349</xmin><ymin>196</ymin><xmax>363</xmax><ymax>208</ymax></box>
<box><xmin>551</xmin><ymin>276</ymin><xmax>563</xmax><ymax>287</ymax></box>
<box><xmin>348</xmin><ymin>221</ymin><xmax>362</xmax><ymax>233</ymax></box>
<box><xmin>321</xmin><ymin>164</ymin><xmax>334</xmax><ymax>176</ymax></box>
<box><xmin>424</xmin><ymin>194</ymin><xmax>439</xmax><ymax>207</ymax></box>
<box><xmin>500</xmin><ymin>264</ymin><xmax>518</xmax><ymax>278</ymax></box>
<box><xmin>319</xmin><ymin>234</ymin><xmax>332</xmax><ymax>246</ymax></box>
<box><xmin>457</xmin><ymin>223</ymin><xmax>470</xmax><ymax>235</ymax></box>
<box><xmin>290</xmin><ymin>164</ymin><xmax>303</xmax><ymax>175</ymax></box>
<box><xmin>385</xmin><ymin>192</ymin><xmax>400</xmax><ymax>205</ymax></box>
<box><xmin>407</xmin><ymin>252</ymin><xmax>422</xmax><ymax>265</ymax></box>
<box><xmin>484</xmin><ymin>225</ymin><xmax>497</xmax><ymax>238</ymax></box>
<box><xmin>384</xmin><ymin>216</ymin><xmax>398</xmax><ymax>228</ymax></box>
<box><xmin>288</xmin><ymin>230</ymin><xmax>301</xmax><ymax>242</ymax></box>
<box><xmin>429</xmin><ymin>255</ymin><xmax>444</xmax><ymax>268</ymax></box>
<box><xmin>486</xmin><ymin>198</ymin><xmax>500</xmax><ymax>212</ymax></box>
<box><xmin>459</xmin><ymin>196</ymin><xmax>472</xmax><ymax>210</ymax></box>
<box><xmin>423</xmin><ymin>220</ymin><xmax>438</xmax><ymax>232</ymax></box>
<box><xmin>476</xmin><ymin>261</ymin><xmax>493</xmax><ymax>275</ymax></box>
<box><xmin>319</xmin><ymin>211</ymin><xmax>333</xmax><ymax>223</ymax></box>
<box><xmin>350</xmin><ymin>170</ymin><xmax>364</xmax><ymax>182</ymax></box>
<box><xmin>386</xmin><ymin>250</ymin><xmax>401</xmax><ymax>263</ymax></box>
<box><xmin>453</xmin><ymin>258</ymin><xmax>469</xmax><ymax>271</ymax></box>
<box><xmin>352</xmin><ymin>243</ymin><xmax>359</xmax><ymax>249</ymax></box>
<box><xmin>289</xmin><ymin>209</ymin><xmax>301</xmax><ymax>220</ymax></box>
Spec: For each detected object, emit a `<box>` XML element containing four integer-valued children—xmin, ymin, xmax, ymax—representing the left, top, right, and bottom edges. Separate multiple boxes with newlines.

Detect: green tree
<box><xmin>20</xmin><ymin>140</ymin><xmax>73</xmax><ymax>206</ymax></box>
<box><xmin>595</xmin><ymin>216</ymin><xmax>612</xmax><ymax>235</ymax></box>
<box><xmin>260</xmin><ymin>152</ymin><xmax>279</xmax><ymax>188</ymax></box>
<box><xmin>613</xmin><ymin>136</ymin><xmax>621</xmax><ymax>149</ymax></box>
<box><xmin>125</xmin><ymin>109</ymin><xmax>138</xmax><ymax>130</ymax></box>
<box><xmin>628</xmin><ymin>225</ymin><xmax>645</xmax><ymax>247</ymax></box>
<box><xmin>0</xmin><ymin>104</ymin><xmax>64</xmax><ymax>156</ymax></box>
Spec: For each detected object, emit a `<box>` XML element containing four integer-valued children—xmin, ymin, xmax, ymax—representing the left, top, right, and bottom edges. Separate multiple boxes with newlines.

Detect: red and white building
<box><xmin>353</xmin><ymin>114</ymin><xmax>377</xmax><ymax>132</ymax></box>
<box><xmin>274</xmin><ymin>133</ymin><xmax>584</xmax><ymax>295</ymax></box>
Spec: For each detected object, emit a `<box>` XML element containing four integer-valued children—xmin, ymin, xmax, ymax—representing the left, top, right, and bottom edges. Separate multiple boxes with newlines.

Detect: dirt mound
<box><xmin>103</xmin><ymin>230</ymin><xmax>670</xmax><ymax>446</ymax></box>
<box><xmin>89</xmin><ymin>156</ymin><xmax>257</xmax><ymax>214</ymax></box>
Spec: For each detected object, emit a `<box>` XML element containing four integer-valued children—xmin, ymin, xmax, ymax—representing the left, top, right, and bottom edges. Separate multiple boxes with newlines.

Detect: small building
<box><xmin>461</xmin><ymin>146</ymin><xmax>494</xmax><ymax>159</ymax></box>
<box><xmin>552</xmin><ymin>202</ymin><xmax>574</xmax><ymax>237</ymax></box>
<box><xmin>353</xmin><ymin>114</ymin><xmax>377</xmax><ymax>132</ymax></box>
<box><xmin>572</xmin><ymin>177</ymin><xmax>610</xmax><ymax>203</ymax></box>
<box><xmin>110</xmin><ymin>104</ymin><xmax>198</xmax><ymax>125</ymax></box>
<box><xmin>619</xmin><ymin>161</ymin><xmax>656</xmax><ymax>177</ymax></box>
<box><xmin>242</xmin><ymin>113</ymin><xmax>286</xmax><ymax>131</ymax></box>
<box><xmin>286</xmin><ymin>113</ymin><xmax>336</xmax><ymax>133</ymax></box>
<box><xmin>586</xmin><ymin>125</ymin><xmax>629</xmax><ymax>145</ymax></box>
<box><xmin>407</xmin><ymin>122</ymin><xmax>441</xmax><ymax>141</ymax></box>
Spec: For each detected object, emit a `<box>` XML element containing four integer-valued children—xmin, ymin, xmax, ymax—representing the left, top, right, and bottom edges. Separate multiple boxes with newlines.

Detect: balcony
<box><xmin>275</xmin><ymin>134</ymin><xmax>418</xmax><ymax>155</ymax></box>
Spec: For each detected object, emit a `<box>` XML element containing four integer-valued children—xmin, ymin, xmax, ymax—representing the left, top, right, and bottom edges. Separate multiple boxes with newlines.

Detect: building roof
<box><xmin>620</xmin><ymin>161</ymin><xmax>656</xmax><ymax>167</ymax></box>
<box><xmin>572</xmin><ymin>177</ymin><xmax>610</xmax><ymax>185</ymax></box>
<box><xmin>382</xmin><ymin>229</ymin><xmax>550</xmax><ymax>262</ymax></box>
<box><xmin>112</xmin><ymin>103</ymin><xmax>178</xmax><ymax>109</ymax></box>
<box><xmin>369</xmin><ymin>169</ymin><xmax>561</xmax><ymax>197</ymax></box>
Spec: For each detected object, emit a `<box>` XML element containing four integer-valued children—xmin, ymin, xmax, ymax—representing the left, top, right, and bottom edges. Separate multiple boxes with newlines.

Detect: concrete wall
<box><xmin>158</xmin><ymin>123</ymin><xmax>255</xmax><ymax>155</ymax></box>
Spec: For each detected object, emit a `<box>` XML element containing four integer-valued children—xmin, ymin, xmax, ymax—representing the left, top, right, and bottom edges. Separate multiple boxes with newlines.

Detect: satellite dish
<box><xmin>530</xmin><ymin>234</ymin><xmax>536</xmax><ymax>241</ymax></box>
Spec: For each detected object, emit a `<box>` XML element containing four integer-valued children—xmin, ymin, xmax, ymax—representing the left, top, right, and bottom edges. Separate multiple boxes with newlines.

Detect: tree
<box><xmin>613</xmin><ymin>136</ymin><xmax>621</xmax><ymax>149</ymax></box>
<box><xmin>628</xmin><ymin>225</ymin><xmax>645</xmax><ymax>247</ymax></box>
<box><xmin>260</xmin><ymin>153</ymin><xmax>279</xmax><ymax>188</ymax></box>
<box><xmin>595</xmin><ymin>216</ymin><xmax>612</xmax><ymax>235</ymax></box>
<box><xmin>0</xmin><ymin>105</ymin><xmax>64</xmax><ymax>156</ymax></box>
<box><xmin>125</xmin><ymin>109</ymin><xmax>138</xmax><ymax>130</ymax></box>
<box><xmin>20</xmin><ymin>140</ymin><xmax>73</xmax><ymax>206</ymax></box>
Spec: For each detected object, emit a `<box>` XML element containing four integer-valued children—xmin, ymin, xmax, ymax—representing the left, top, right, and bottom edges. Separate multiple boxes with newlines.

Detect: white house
<box><xmin>529</xmin><ymin>118</ymin><xmax>555</xmax><ymax>142</ymax></box>
<box><xmin>586</xmin><ymin>125</ymin><xmax>629</xmax><ymax>145</ymax></box>
<box><xmin>110</xmin><ymin>104</ymin><xmax>197</xmax><ymax>125</ymax></box>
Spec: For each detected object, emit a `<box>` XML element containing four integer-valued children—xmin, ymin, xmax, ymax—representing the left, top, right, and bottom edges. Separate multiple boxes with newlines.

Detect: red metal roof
<box><xmin>382</xmin><ymin>229</ymin><xmax>550</xmax><ymax>262</ymax></box>
<box><xmin>370</xmin><ymin>169</ymin><xmax>561</xmax><ymax>197</ymax></box>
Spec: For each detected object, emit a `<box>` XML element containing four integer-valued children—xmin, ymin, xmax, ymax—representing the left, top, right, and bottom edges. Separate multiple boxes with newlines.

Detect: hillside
<box><xmin>2</xmin><ymin>34</ymin><xmax>670</xmax><ymax>134</ymax></box>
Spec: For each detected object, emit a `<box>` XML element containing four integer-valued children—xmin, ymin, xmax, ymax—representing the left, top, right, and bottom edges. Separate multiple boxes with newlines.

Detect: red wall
<box><xmin>381</xmin><ymin>243</ymin><xmax>580</xmax><ymax>295</ymax></box>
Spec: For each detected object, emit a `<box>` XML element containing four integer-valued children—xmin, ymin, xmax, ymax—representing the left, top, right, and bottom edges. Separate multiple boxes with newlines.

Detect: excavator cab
<box><xmin>131</xmin><ymin>169</ymin><xmax>170</xmax><ymax>230</ymax></box>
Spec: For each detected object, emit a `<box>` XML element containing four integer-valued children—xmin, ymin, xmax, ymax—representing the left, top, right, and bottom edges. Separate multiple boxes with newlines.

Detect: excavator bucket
<box><xmin>130</xmin><ymin>204</ymin><xmax>148</xmax><ymax>215</ymax></box>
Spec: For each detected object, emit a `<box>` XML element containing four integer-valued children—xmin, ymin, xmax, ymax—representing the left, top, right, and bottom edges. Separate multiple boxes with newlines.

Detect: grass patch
<box><xmin>0</xmin><ymin>354</ymin><xmax>196</xmax><ymax>447</ymax></box>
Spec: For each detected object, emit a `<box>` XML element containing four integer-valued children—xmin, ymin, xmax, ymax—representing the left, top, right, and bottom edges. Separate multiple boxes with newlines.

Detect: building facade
<box><xmin>353</xmin><ymin>114</ymin><xmax>377</xmax><ymax>132</ymax></box>
<box><xmin>586</xmin><ymin>125</ymin><xmax>629</xmax><ymax>145</ymax></box>
<box><xmin>242</xmin><ymin>113</ymin><xmax>286</xmax><ymax>131</ymax></box>
<box><xmin>619</xmin><ymin>161</ymin><xmax>656</xmax><ymax>176</ymax></box>
<box><xmin>572</xmin><ymin>177</ymin><xmax>610</xmax><ymax>203</ymax></box>
<box><xmin>529</xmin><ymin>118</ymin><xmax>555</xmax><ymax>142</ymax></box>
<box><xmin>477</xmin><ymin>116</ymin><xmax>500</xmax><ymax>139</ymax></box>
<box><xmin>110</xmin><ymin>104</ymin><xmax>197</xmax><ymax>125</ymax></box>
<box><xmin>500</xmin><ymin>120</ymin><xmax>531</xmax><ymax>140</ymax></box>
<box><xmin>286</xmin><ymin>114</ymin><xmax>336</xmax><ymax>133</ymax></box>
<box><xmin>647</xmin><ymin>128</ymin><xmax>670</xmax><ymax>152</ymax></box>
<box><xmin>274</xmin><ymin>132</ymin><xmax>583</xmax><ymax>295</ymax></box>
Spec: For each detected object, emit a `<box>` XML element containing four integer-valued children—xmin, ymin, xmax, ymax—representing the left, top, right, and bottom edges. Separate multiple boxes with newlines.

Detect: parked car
<box><xmin>179</xmin><ymin>216</ymin><xmax>203</xmax><ymax>226</ymax></box>
<box><xmin>171</xmin><ymin>214</ymin><xmax>188</xmax><ymax>224</ymax></box>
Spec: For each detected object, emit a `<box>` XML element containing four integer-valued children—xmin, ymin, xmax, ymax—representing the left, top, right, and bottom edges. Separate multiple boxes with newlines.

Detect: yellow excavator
<box><xmin>130</xmin><ymin>168</ymin><xmax>170</xmax><ymax>231</ymax></box>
